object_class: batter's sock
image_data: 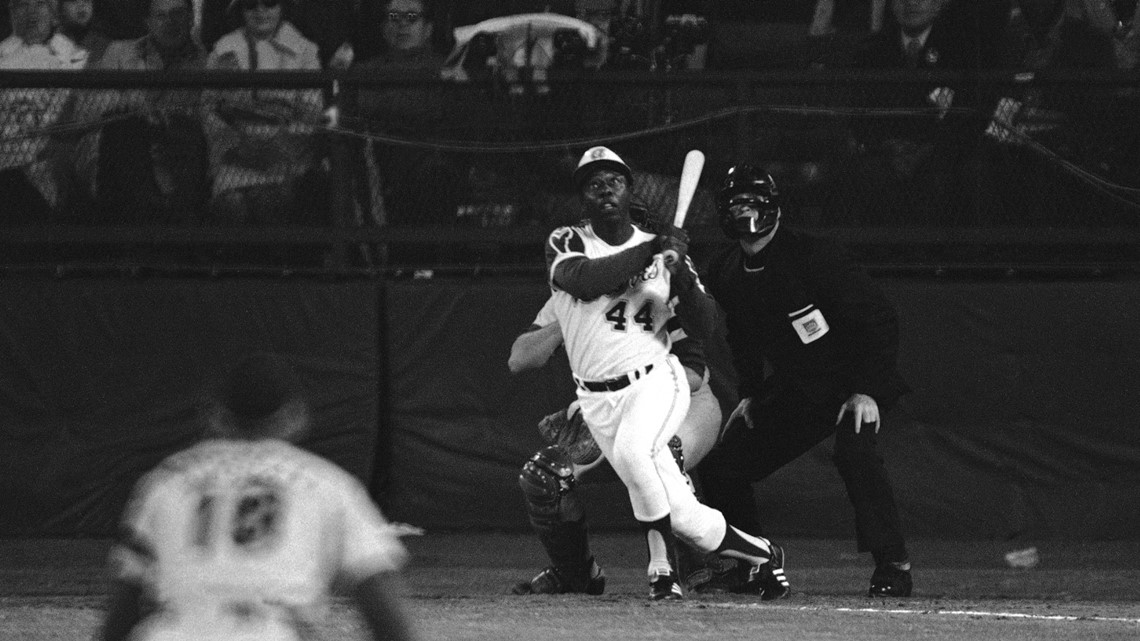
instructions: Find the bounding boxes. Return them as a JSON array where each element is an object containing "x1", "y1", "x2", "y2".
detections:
[
  {"x1": 640, "y1": 515, "x2": 677, "y2": 577},
  {"x1": 714, "y1": 524, "x2": 773, "y2": 566}
]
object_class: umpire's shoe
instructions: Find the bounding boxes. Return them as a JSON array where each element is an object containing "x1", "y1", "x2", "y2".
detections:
[
  {"x1": 736, "y1": 542, "x2": 791, "y2": 600},
  {"x1": 512, "y1": 558, "x2": 606, "y2": 595},
  {"x1": 649, "y1": 570, "x2": 683, "y2": 601},
  {"x1": 868, "y1": 563, "x2": 912, "y2": 598}
]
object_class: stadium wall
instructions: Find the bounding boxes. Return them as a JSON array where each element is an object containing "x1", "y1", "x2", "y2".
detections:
[
  {"x1": 0, "y1": 278, "x2": 382, "y2": 536},
  {"x1": 381, "y1": 277, "x2": 1140, "y2": 541},
  {"x1": 0, "y1": 277, "x2": 1137, "y2": 540}
]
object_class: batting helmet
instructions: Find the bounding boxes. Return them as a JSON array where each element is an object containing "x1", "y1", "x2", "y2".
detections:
[
  {"x1": 716, "y1": 164, "x2": 781, "y2": 239},
  {"x1": 573, "y1": 146, "x2": 632, "y2": 190}
]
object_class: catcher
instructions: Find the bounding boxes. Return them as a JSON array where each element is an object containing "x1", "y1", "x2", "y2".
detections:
[{"x1": 507, "y1": 294, "x2": 777, "y2": 597}]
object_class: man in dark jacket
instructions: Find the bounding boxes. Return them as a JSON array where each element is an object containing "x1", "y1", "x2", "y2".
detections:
[
  {"x1": 698, "y1": 164, "x2": 914, "y2": 597},
  {"x1": 845, "y1": 0, "x2": 1011, "y2": 225}
]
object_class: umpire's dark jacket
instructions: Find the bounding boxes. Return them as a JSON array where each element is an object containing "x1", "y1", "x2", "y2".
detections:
[{"x1": 704, "y1": 227, "x2": 910, "y2": 410}]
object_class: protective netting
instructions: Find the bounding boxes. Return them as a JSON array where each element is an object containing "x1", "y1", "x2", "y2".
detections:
[{"x1": 0, "y1": 70, "x2": 1137, "y2": 269}]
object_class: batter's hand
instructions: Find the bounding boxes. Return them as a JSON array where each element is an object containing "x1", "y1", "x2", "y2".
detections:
[
  {"x1": 718, "y1": 396, "x2": 759, "y2": 444},
  {"x1": 659, "y1": 226, "x2": 689, "y2": 268},
  {"x1": 837, "y1": 393, "x2": 880, "y2": 434}
]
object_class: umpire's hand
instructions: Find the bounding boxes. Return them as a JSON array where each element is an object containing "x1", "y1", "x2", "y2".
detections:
[
  {"x1": 717, "y1": 397, "x2": 755, "y2": 444},
  {"x1": 837, "y1": 393, "x2": 880, "y2": 434}
]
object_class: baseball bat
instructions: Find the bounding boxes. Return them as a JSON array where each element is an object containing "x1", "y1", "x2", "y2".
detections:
[{"x1": 662, "y1": 149, "x2": 706, "y2": 265}]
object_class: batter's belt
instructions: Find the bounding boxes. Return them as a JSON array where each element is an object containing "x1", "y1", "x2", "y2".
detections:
[{"x1": 574, "y1": 363, "x2": 654, "y2": 392}]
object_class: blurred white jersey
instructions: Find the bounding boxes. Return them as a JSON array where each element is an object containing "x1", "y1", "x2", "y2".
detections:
[
  {"x1": 545, "y1": 222, "x2": 674, "y2": 381},
  {"x1": 110, "y1": 439, "x2": 407, "y2": 641}
]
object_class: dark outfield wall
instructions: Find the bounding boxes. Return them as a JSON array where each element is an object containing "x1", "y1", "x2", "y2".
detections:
[
  {"x1": 0, "y1": 279, "x2": 382, "y2": 535},
  {"x1": 381, "y1": 277, "x2": 1140, "y2": 541},
  {"x1": 0, "y1": 277, "x2": 1137, "y2": 540}
]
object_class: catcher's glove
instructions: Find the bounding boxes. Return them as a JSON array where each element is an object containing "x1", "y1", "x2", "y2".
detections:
[{"x1": 537, "y1": 401, "x2": 602, "y2": 466}]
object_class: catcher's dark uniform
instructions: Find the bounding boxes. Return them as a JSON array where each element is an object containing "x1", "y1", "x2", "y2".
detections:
[{"x1": 699, "y1": 226, "x2": 910, "y2": 563}]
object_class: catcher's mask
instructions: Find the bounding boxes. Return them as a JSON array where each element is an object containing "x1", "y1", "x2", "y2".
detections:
[{"x1": 716, "y1": 164, "x2": 781, "y2": 239}]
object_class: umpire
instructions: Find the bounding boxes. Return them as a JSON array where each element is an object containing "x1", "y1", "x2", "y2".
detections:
[{"x1": 698, "y1": 164, "x2": 913, "y2": 597}]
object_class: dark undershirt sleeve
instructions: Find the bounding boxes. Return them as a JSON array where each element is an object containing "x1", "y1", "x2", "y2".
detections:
[{"x1": 552, "y1": 242, "x2": 657, "y2": 301}]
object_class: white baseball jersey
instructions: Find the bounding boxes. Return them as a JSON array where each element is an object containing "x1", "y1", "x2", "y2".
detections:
[
  {"x1": 110, "y1": 439, "x2": 407, "y2": 641},
  {"x1": 545, "y1": 222, "x2": 675, "y2": 382}
]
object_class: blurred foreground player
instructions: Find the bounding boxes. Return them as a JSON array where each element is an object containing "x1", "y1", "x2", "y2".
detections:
[
  {"x1": 98, "y1": 354, "x2": 419, "y2": 641},
  {"x1": 700, "y1": 165, "x2": 913, "y2": 597}
]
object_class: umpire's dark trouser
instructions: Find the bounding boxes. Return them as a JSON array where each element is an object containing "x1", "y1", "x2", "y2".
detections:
[{"x1": 697, "y1": 385, "x2": 907, "y2": 561}]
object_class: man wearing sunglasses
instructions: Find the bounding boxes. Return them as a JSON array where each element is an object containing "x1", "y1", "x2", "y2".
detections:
[
  {"x1": 381, "y1": 0, "x2": 430, "y2": 52},
  {"x1": 350, "y1": 0, "x2": 461, "y2": 230}
]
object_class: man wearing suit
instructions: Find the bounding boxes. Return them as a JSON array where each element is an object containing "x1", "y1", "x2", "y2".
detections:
[
  {"x1": 844, "y1": 0, "x2": 1011, "y2": 225},
  {"x1": 698, "y1": 165, "x2": 914, "y2": 597}
]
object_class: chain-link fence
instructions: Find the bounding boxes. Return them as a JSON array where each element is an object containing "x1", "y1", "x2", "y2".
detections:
[{"x1": 1, "y1": 68, "x2": 1137, "y2": 274}]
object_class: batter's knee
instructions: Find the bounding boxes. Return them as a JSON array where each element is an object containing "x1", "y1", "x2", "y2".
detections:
[{"x1": 666, "y1": 499, "x2": 720, "y2": 553}]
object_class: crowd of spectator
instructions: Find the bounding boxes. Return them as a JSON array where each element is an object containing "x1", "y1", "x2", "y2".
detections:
[{"x1": 0, "y1": 0, "x2": 1136, "y2": 231}]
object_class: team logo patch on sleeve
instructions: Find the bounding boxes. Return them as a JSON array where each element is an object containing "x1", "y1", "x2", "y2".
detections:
[
  {"x1": 546, "y1": 227, "x2": 588, "y2": 282},
  {"x1": 548, "y1": 227, "x2": 585, "y2": 255}
]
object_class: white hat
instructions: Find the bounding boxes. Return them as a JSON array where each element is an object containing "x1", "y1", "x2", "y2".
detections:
[{"x1": 573, "y1": 146, "x2": 632, "y2": 188}]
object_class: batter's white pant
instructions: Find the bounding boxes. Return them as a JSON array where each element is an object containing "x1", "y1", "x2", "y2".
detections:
[{"x1": 576, "y1": 355, "x2": 728, "y2": 553}]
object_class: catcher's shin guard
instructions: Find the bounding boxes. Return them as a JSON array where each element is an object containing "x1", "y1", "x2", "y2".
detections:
[
  {"x1": 518, "y1": 446, "x2": 593, "y2": 577},
  {"x1": 667, "y1": 435, "x2": 707, "y2": 588},
  {"x1": 667, "y1": 434, "x2": 698, "y2": 494}
]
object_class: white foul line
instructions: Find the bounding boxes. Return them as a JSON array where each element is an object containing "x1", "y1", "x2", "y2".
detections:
[
  {"x1": 836, "y1": 607, "x2": 1140, "y2": 624},
  {"x1": 690, "y1": 602, "x2": 1140, "y2": 624}
]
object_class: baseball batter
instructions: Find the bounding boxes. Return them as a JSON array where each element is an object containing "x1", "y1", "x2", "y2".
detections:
[
  {"x1": 509, "y1": 294, "x2": 737, "y2": 596},
  {"x1": 98, "y1": 354, "x2": 418, "y2": 641},
  {"x1": 513, "y1": 293, "x2": 724, "y2": 470},
  {"x1": 537, "y1": 146, "x2": 789, "y2": 600}
]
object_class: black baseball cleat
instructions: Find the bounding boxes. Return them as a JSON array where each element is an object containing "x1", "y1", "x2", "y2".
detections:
[
  {"x1": 512, "y1": 558, "x2": 606, "y2": 595},
  {"x1": 868, "y1": 563, "x2": 913, "y2": 598},
  {"x1": 757, "y1": 541, "x2": 791, "y2": 600},
  {"x1": 649, "y1": 570, "x2": 684, "y2": 601},
  {"x1": 735, "y1": 541, "x2": 791, "y2": 600}
]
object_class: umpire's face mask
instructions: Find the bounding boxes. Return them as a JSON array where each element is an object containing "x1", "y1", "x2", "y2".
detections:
[{"x1": 726, "y1": 194, "x2": 780, "y2": 239}]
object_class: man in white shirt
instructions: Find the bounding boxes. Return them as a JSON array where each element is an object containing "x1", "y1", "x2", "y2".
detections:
[{"x1": 0, "y1": 0, "x2": 87, "y2": 221}]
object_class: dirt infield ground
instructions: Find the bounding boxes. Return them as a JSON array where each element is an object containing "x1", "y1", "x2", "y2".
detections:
[{"x1": 3, "y1": 534, "x2": 1139, "y2": 640}]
